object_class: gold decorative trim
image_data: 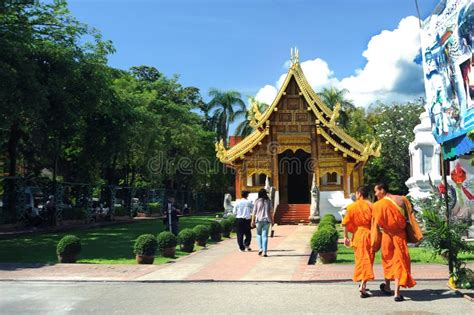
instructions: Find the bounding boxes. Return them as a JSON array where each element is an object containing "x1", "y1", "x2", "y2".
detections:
[
  {"x1": 247, "y1": 168, "x2": 272, "y2": 177},
  {"x1": 215, "y1": 121, "x2": 270, "y2": 164},
  {"x1": 276, "y1": 135, "x2": 311, "y2": 143},
  {"x1": 320, "y1": 167, "x2": 343, "y2": 175},
  {"x1": 277, "y1": 145, "x2": 312, "y2": 154},
  {"x1": 318, "y1": 128, "x2": 366, "y2": 161}
]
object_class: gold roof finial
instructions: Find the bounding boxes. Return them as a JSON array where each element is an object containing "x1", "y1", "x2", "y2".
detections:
[
  {"x1": 248, "y1": 98, "x2": 263, "y2": 128},
  {"x1": 373, "y1": 142, "x2": 382, "y2": 157},
  {"x1": 215, "y1": 139, "x2": 228, "y2": 162},
  {"x1": 329, "y1": 102, "x2": 341, "y2": 127},
  {"x1": 290, "y1": 47, "x2": 299, "y2": 67}
]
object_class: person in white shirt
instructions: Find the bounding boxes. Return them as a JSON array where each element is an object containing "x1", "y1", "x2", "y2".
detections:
[{"x1": 232, "y1": 191, "x2": 253, "y2": 252}]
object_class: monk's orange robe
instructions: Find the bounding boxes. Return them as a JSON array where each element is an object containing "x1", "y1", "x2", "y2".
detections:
[
  {"x1": 372, "y1": 197, "x2": 416, "y2": 288},
  {"x1": 342, "y1": 200, "x2": 375, "y2": 282}
]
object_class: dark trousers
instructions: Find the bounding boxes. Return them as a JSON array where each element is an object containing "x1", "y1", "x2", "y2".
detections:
[
  {"x1": 166, "y1": 221, "x2": 179, "y2": 236},
  {"x1": 236, "y1": 218, "x2": 252, "y2": 250}
]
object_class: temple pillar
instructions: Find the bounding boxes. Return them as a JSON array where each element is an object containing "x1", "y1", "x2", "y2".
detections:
[
  {"x1": 343, "y1": 160, "x2": 349, "y2": 198},
  {"x1": 271, "y1": 127, "x2": 279, "y2": 190},
  {"x1": 235, "y1": 166, "x2": 242, "y2": 199},
  {"x1": 315, "y1": 126, "x2": 321, "y2": 186}
]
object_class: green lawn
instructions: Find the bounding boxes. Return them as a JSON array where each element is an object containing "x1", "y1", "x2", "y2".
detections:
[
  {"x1": 336, "y1": 244, "x2": 474, "y2": 264},
  {"x1": 0, "y1": 214, "x2": 222, "y2": 265}
]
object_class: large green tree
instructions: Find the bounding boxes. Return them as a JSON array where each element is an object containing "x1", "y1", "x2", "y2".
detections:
[
  {"x1": 235, "y1": 97, "x2": 269, "y2": 137},
  {"x1": 0, "y1": 1, "x2": 114, "y2": 179},
  {"x1": 207, "y1": 89, "x2": 246, "y2": 146},
  {"x1": 360, "y1": 101, "x2": 425, "y2": 194},
  {"x1": 318, "y1": 87, "x2": 355, "y2": 129}
]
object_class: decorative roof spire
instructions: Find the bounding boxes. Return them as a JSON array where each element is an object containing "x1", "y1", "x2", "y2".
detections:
[
  {"x1": 329, "y1": 102, "x2": 341, "y2": 127},
  {"x1": 290, "y1": 47, "x2": 299, "y2": 67}
]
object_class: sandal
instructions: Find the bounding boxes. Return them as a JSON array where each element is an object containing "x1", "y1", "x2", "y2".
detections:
[
  {"x1": 394, "y1": 295, "x2": 404, "y2": 302},
  {"x1": 380, "y1": 283, "x2": 392, "y2": 296}
]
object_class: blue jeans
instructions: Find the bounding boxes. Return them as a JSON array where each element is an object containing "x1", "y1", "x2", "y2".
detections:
[{"x1": 256, "y1": 221, "x2": 270, "y2": 253}]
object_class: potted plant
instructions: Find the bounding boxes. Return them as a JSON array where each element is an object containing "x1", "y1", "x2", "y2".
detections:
[
  {"x1": 209, "y1": 221, "x2": 222, "y2": 242},
  {"x1": 193, "y1": 225, "x2": 210, "y2": 247},
  {"x1": 157, "y1": 231, "x2": 177, "y2": 258},
  {"x1": 220, "y1": 219, "x2": 233, "y2": 238},
  {"x1": 57, "y1": 235, "x2": 81, "y2": 263},
  {"x1": 311, "y1": 227, "x2": 338, "y2": 264},
  {"x1": 134, "y1": 234, "x2": 158, "y2": 264},
  {"x1": 178, "y1": 228, "x2": 196, "y2": 253}
]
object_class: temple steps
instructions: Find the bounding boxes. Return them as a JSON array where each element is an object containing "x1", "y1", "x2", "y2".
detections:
[{"x1": 275, "y1": 204, "x2": 310, "y2": 225}]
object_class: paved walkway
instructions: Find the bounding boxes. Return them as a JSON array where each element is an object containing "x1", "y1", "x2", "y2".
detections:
[{"x1": 0, "y1": 225, "x2": 469, "y2": 283}]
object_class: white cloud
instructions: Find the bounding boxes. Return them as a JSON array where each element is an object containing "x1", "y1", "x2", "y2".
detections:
[
  {"x1": 255, "y1": 84, "x2": 278, "y2": 105},
  {"x1": 255, "y1": 16, "x2": 425, "y2": 107}
]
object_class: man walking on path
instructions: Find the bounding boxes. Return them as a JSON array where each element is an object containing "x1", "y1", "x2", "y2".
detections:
[
  {"x1": 372, "y1": 183, "x2": 422, "y2": 302},
  {"x1": 233, "y1": 191, "x2": 253, "y2": 252},
  {"x1": 342, "y1": 186, "x2": 374, "y2": 298}
]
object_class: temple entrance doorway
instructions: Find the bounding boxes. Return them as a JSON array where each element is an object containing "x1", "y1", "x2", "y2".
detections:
[{"x1": 278, "y1": 149, "x2": 311, "y2": 204}]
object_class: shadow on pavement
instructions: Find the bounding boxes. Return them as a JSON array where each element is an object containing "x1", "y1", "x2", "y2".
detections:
[
  {"x1": 0, "y1": 263, "x2": 53, "y2": 271},
  {"x1": 402, "y1": 289, "x2": 463, "y2": 302}
]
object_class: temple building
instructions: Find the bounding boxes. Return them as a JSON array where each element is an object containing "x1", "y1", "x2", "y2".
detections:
[{"x1": 216, "y1": 49, "x2": 380, "y2": 224}]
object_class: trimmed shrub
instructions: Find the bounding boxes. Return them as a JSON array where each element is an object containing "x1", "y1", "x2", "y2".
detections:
[
  {"x1": 157, "y1": 231, "x2": 178, "y2": 250},
  {"x1": 133, "y1": 234, "x2": 158, "y2": 256},
  {"x1": 178, "y1": 228, "x2": 196, "y2": 246},
  {"x1": 56, "y1": 235, "x2": 82, "y2": 256},
  {"x1": 320, "y1": 214, "x2": 337, "y2": 225},
  {"x1": 318, "y1": 221, "x2": 335, "y2": 230},
  {"x1": 147, "y1": 202, "x2": 161, "y2": 214},
  {"x1": 226, "y1": 214, "x2": 237, "y2": 227},
  {"x1": 209, "y1": 221, "x2": 222, "y2": 241},
  {"x1": 114, "y1": 206, "x2": 127, "y2": 217},
  {"x1": 193, "y1": 225, "x2": 210, "y2": 245},
  {"x1": 311, "y1": 227, "x2": 338, "y2": 253},
  {"x1": 220, "y1": 219, "x2": 233, "y2": 237}
]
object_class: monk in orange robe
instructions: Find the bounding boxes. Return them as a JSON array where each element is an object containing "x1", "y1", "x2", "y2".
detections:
[
  {"x1": 372, "y1": 183, "x2": 418, "y2": 302},
  {"x1": 342, "y1": 186, "x2": 374, "y2": 298}
]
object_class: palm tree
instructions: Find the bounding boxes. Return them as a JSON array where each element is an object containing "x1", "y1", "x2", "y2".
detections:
[
  {"x1": 318, "y1": 87, "x2": 356, "y2": 128},
  {"x1": 235, "y1": 97, "x2": 269, "y2": 137},
  {"x1": 208, "y1": 89, "x2": 246, "y2": 146}
]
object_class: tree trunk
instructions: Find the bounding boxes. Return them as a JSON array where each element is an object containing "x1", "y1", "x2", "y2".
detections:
[{"x1": 7, "y1": 121, "x2": 20, "y2": 177}]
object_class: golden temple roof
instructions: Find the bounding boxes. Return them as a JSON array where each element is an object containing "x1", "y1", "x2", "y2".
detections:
[{"x1": 216, "y1": 48, "x2": 381, "y2": 164}]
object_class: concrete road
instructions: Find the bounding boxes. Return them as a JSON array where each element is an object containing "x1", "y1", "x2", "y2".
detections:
[{"x1": 0, "y1": 280, "x2": 471, "y2": 314}]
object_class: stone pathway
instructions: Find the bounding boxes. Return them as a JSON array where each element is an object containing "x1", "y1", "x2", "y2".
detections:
[{"x1": 0, "y1": 225, "x2": 469, "y2": 283}]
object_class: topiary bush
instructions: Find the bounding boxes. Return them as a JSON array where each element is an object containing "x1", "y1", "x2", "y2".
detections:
[
  {"x1": 133, "y1": 234, "x2": 158, "y2": 256},
  {"x1": 318, "y1": 221, "x2": 335, "y2": 230},
  {"x1": 209, "y1": 221, "x2": 222, "y2": 241},
  {"x1": 178, "y1": 228, "x2": 196, "y2": 252},
  {"x1": 220, "y1": 219, "x2": 233, "y2": 238},
  {"x1": 320, "y1": 214, "x2": 337, "y2": 225},
  {"x1": 311, "y1": 227, "x2": 338, "y2": 253},
  {"x1": 226, "y1": 214, "x2": 237, "y2": 232},
  {"x1": 157, "y1": 231, "x2": 178, "y2": 250},
  {"x1": 193, "y1": 224, "x2": 210, "y2": 246},
  {"x1": 226, "y1": 214, "x2": 237, "y2": 226},
  {"x1": 56, "y1": 235, "x2": 82, "y2": 263},
  {"x1": 147, "y1": 202, "x2": 161, "y2": 214}
]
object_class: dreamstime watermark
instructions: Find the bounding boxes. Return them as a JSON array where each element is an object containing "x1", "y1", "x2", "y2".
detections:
[{"x1": 147, "y1": 141, "x2": 318, "y2": 177}]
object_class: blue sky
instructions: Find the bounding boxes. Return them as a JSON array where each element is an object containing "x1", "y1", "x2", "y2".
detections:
[{"x1": 68, "y1": 0, "x2": 440, "y2": 107}]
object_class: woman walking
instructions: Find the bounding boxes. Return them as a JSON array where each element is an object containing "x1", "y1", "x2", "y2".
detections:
[{"x1": 251, "y1": 188, "x2": 274, "y2": 257}]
